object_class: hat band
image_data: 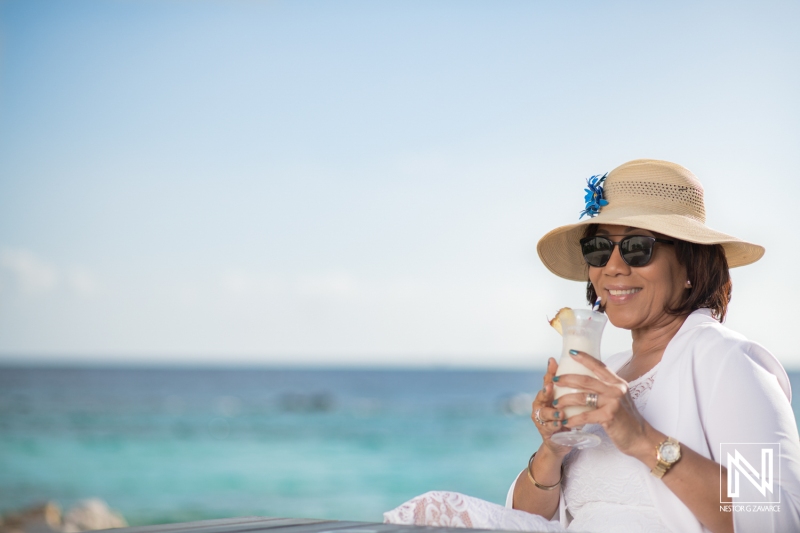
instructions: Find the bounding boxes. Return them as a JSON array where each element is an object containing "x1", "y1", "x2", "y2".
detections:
[
  {"x1": 588, "y1": 204, "x2": 705, "y2": 223},
  {"x1": 604, "y1": 181, "x2": 705, "y2": 222}
]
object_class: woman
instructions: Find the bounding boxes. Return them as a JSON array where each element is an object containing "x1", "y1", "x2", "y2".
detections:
[{"x1": 384, "y1": 159, "x2": 800, "y2": 532}]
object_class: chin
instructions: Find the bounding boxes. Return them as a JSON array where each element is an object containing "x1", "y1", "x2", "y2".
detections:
[{"x1": 603, "y1": 307, "x2": 638, "y2": 330}]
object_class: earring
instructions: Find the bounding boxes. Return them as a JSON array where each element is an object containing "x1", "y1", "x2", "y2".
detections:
[{"x1": 686, "y1": 280, "x2": 692, "y2": 288}]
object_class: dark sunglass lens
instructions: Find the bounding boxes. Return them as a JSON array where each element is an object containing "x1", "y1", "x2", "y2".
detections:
[
  {"x1": 620, "y1": 236, "x2": 654, "y2": 266},
  {"x1": 582, "y1": 237, "x2": 613, "y2": 267}
]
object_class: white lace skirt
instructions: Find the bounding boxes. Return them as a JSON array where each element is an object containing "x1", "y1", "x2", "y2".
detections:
[{"x1": 383, "y1": 491, "x2": 564, "y2": 532}]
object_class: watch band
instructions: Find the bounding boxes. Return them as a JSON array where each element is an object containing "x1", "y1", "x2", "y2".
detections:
[
  {"x1": 650, "y1": 436, "x2": 680, "y2": 479},
  {"x1": 651, "y1": 459, "x2": 671, "y2": 479}
]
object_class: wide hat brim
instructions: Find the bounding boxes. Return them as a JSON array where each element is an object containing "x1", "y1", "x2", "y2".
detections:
[{"x1": 537, "y1": 207, "x2": 765, "y2": 282}]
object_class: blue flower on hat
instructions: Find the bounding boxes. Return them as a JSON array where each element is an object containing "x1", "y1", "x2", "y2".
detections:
[{"x1": 579, "y1": 173, "x2": 609, "y2": 219}]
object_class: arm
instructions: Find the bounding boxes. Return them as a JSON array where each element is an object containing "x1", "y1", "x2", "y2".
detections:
[
  {"x1": 512, "y1": 431, "x2": 564, "y2": 519},
  {"x1": 701, "y1": 343, "x2": 800, "y2": 532},
  {"x1": 557, "y1": 351, "x2": 733, "y2": 533},
  {"x1": 511, "y1": 357, "x2": 570, "y2": 519},
  {"x1": 627, "y1": 424, "x2": 732, "y2": 533}
]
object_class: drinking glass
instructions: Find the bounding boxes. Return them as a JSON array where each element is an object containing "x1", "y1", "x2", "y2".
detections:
[{"x1": 550, "y1": 309, "x2": 607, "y2": 449}]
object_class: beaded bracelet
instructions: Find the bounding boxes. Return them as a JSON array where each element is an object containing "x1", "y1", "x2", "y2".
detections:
[{"x1": 527, "y1": 452, "x2": 562, "y2": 491}]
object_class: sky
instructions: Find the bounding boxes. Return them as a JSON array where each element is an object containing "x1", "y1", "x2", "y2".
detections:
[{"x1": 0, "y1": 0, "x2": 798, "y2": 368}]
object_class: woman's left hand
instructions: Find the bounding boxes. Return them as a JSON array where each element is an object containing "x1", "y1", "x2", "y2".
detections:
[{"x1": 554, "y1": 351, "x2": 651, "y2": 457}]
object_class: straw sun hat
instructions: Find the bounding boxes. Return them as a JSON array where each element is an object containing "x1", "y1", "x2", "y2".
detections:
[{"x1": 537, "y1": 159, "x2": 765, "y2": 281}]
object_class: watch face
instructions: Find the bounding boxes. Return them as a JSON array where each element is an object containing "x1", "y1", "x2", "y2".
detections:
[{"x1": 660, "y1": 442, "x2": 681, "y2": 463}]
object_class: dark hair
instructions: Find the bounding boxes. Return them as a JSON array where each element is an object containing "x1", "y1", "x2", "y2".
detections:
[{"x1": 583, "y1": 225, "x2": 732, "y2": 322}]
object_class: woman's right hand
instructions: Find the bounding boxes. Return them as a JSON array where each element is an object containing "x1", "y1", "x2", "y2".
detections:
[{"x1": 532, "y1": 357, "x2": 572, "y2": 459}]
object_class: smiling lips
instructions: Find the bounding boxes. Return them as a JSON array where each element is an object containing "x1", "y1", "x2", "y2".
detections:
[
  {"x1": 608, "y1": 288, "x2": 642, "y2": 296},
  {"x1": 603, "y1": 286, "x2": 642, "y2": 305}
]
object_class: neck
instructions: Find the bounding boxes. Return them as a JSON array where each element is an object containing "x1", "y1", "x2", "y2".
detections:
[{"x1": 630, "y1": 313, "x2": 688, "y2": 361}]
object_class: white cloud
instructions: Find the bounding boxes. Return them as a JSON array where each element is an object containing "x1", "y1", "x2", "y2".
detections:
[
  {"x1": 220, "y1": 270, "x2": 283, "y2": 295},
  {"x1": 219, "y1": 270, "x2": 427, "y2": 303},
  {"x1": 0, "y1": 248, "x2": 101, "y2": 297},
  {"x1": 66, "y1": 267, "x2": 100, "y2": 296},
  {"x1": 296, "y1": 273, "x2": 357, "y2": 297},
  {"x1": 0, "y1": 248, "x2": 59, "y2": 293}
]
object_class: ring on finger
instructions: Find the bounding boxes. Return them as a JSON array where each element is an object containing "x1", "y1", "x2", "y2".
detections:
[
  {"x1": 585, "y1": 392, "x2": 599, "y2": 409},
  {"x1": 534, "y1": 408, "x2": 545, "y2": 425}
]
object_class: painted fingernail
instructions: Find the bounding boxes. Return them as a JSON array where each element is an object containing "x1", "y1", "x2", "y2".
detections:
[
  {"x1": 569, "y1": 349, "x2": 579, "y2": 355},
  {"x1": 552, "y1": 399, "x2": 558, "y2": 406},
  {"x1": 562, "y1": 419, "x2": 568, "y2": 425},
  {"x1": 552, "y1": 376, "x2": 559, "y2": 382},
  {"x1": 553, "y1": 421, "x2": 559, "y2": 427},
  {"x1": 554, "y1": 411, "x2": 560, "y2": 418}
]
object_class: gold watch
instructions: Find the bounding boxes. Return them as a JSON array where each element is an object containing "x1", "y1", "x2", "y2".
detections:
[{"x1": 650, "y1": 436, "x2": 681, "y2": 479}]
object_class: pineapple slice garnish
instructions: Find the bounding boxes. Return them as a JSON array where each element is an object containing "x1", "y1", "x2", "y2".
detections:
[{"x1": 548, "y1": 307, "x2": 575, "y2": 336}]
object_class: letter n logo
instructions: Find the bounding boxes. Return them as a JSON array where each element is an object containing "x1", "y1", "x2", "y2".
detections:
[{"x1": 720, "y1": 443, "x2": 781, "y2": 504}]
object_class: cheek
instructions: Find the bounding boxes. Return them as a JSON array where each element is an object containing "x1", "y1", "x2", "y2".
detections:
[
  {"x1": 641, "y1": 265, "x2": 685, "y2": 305},
  {"x1": 660, "y1": 260, "x2": 687, "y2": 295}
]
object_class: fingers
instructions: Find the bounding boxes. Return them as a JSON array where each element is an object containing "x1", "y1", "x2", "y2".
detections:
[
  {"x1": 553, "y1": 372, "x2": 623, "y2": 396},
  {"x1": 535, "y1": 357, "x2": 558, "y2": 403},
  {"x1": 561, "y1": 403, "x2": 614, "y2": 428},
  {"x1": 546, "y1": 357, "x2": 558, "y2": 377},
  {"x1": 534, "y1": 382, "x2": 555, "y2": 410},
  {"x1": 532, "y1": 359, "x2": 570, "y2": 434},
  {"x1": 543, "y1": 357, "x2": 557, "y2": 384},
  {"x1": 553, "y1": 391, "x2": 603, "y2": 410},
  {"x1": 537, "y1": 406, "x2": 564, "y2": 422},
  {"x1": 532, "y1": 408, "x2": 568, "y2": 430},
  {"x1": 535, "y1": 382, "x2": 549, "y2": 403},
  {"x1": 567, "y1": 351, "x2": 624, "y2": 384}
]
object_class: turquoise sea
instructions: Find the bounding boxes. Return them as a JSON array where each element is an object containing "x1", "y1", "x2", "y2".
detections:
[{"x1": 2, "y1": 367, "x2": 799, "y2": 525}]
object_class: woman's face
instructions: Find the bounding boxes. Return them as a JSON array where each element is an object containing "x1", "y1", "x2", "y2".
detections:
[{"x1": 588, "y1": 224, "x2": 689, "y2": 331}]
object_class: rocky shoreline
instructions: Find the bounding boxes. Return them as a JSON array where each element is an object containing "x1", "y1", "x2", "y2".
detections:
[{"x1": 0, "y1": 500, "x2": 127, "y2": 533}]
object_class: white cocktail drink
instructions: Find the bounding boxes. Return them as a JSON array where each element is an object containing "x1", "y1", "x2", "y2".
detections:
[
  {"x1": 555, "y1": 329, "x2": 602, "y2": 418},
  {"x1": 550, "y1": 308, "x2": 607, "y2": 448}
]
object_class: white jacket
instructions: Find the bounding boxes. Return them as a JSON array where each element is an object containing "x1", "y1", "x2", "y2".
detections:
[{"x1": 507, "y1": 308, "x2": 800, "y2": 532}]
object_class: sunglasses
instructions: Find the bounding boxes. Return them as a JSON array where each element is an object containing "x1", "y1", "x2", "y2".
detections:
[{"x1": 580, "y1": 235, "x2": 675, "y2": 267}]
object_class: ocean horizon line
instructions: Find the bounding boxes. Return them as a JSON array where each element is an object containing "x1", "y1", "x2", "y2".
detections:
[
  {"x1": 0, "y1": 357, "x2": 545, "y2": 372},
  {"x1": 3, "y1": 355, "x2": 798, "y2": 372}
]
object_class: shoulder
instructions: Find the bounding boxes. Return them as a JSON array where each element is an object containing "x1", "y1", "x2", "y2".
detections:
[
  {"x1": 676, "y1": 309, "x2": 748, "y2": 350},
  {"x1": 673, "y1": 309, "x2": 769, "y2": 360},
  {"x1": 672, "y1": 309, "x2": 791, "y2": 401}
]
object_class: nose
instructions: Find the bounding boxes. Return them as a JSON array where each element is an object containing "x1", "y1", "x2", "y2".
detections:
[{"x1": 603, "y1": 243, "x2": 631, "y2": 275}]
